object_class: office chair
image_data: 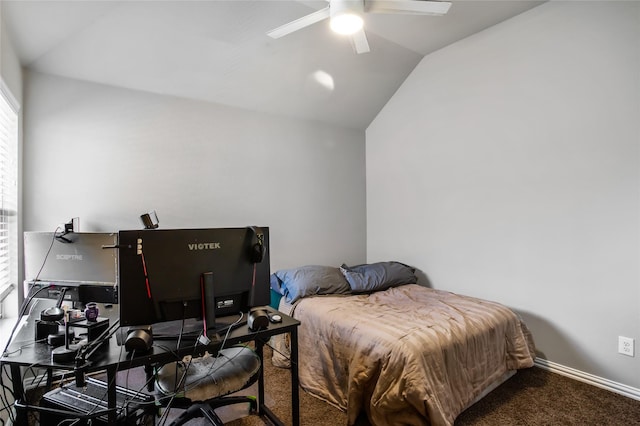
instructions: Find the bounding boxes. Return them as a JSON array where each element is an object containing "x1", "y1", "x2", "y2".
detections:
[{"x1": 154, "y1": 345, "x2": 261, "y2": 425}]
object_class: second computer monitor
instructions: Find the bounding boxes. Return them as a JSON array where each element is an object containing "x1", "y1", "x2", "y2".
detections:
[{"x1": 117, "y1": 227, "x2": 270, "y2": 328}]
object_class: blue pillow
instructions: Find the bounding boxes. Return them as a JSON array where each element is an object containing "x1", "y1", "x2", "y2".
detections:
[
  {"x1": 340, "y1": 261, "x2": 417, "y2": 293},
  {"x1": 270, "y1": 265, "x2": 351, "y2": 303}
]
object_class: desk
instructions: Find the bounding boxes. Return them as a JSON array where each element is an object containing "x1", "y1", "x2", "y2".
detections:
[{"x1": 1, "y1": 306, "x2": 300, "y2": 425}]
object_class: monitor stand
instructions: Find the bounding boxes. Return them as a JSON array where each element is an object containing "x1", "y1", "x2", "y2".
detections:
[
  {"x1": 152, "y1": 318, "x2": 203, "y2": 338},
  {"x1": 151, "y1": 315, "x2": 246, "y2": 340},
  {"x1": 117, "y1": 313, "x2": 248, "y2": 351}
]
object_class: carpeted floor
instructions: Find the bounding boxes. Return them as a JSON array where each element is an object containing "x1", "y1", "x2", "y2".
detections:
[
  {"x1": 454, "y1": 366, "x2": 640, "y2": 425},
  {"x1": 222, "y1": 347, "x2": 640, "y2": 426},
  {"x1": 27, "y1": 346, "x2": 640, "y2": 425}
]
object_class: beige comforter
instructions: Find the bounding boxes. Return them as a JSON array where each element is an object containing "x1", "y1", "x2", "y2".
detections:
[{"x1": 277, "y1": 284, "x2": 535, "y2": 426}]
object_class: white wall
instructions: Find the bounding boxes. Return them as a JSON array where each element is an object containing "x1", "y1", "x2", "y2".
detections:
[
  {"x1": 23, "y1": 71, "x2": 366, "y2": 271},
  {"x1": 0, "y1": 7, "x2": 22, "y2": 103},
  {"x1": 367, "y1": 1, "x2": 640, "y2": 390}
]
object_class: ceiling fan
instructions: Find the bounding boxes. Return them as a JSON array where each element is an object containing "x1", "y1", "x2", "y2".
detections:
[{"x1": 266, "y1": 0, "x2": 452, "y2": 54}]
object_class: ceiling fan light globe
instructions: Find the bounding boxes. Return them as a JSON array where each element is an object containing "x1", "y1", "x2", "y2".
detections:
[{"x1": 330, "y1": 13, "x2": 363, "y2": 35}]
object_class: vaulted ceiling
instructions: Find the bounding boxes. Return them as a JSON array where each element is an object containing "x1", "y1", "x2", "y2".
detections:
[{"x1": 2, "y1": 0, "x2": 543, "y2": 129}]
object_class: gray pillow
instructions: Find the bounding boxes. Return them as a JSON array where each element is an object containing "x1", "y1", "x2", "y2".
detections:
[
  {"x1": 340, "y1": 261, "x2": 417, "y2": 293},
  {"x1": 270, "y1": 265, "x2": 351, "y2": 303}
]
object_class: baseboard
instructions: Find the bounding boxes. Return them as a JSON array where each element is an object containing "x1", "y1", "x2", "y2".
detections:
[{"x1": 535, "y1": 358, "x2": 640, "y2": 401}]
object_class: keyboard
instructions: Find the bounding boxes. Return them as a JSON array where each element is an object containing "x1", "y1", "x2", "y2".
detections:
[{"x1": 41, "y1": 377, "x2": 153, "y2": 422}]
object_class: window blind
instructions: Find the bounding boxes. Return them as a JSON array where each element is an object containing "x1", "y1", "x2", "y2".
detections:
[{"x1": 0, "y1": 82, "x2": 18, "y2": 317}]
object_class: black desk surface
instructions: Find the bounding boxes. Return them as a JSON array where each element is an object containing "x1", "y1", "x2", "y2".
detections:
[{"x1": 1, "y1": 305, "x2": 299, "y2": 373}]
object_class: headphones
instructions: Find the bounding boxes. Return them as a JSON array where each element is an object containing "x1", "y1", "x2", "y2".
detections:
[{"x1": 248, "y1": 226, "x2": 265, "y2": 263}]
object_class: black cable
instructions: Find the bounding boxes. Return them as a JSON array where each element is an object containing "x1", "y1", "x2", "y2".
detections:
[
  {"x1": 155, "y1": 312, "x2": 248, "y2": 407},
  {"x1": 159, "y1": 304, "x2": 190, "y2": 423},
  {"x1": 2, "y1": 285, "x2": 52, "y2": 359},
  {"x1": 74, "y1": 318, "x2": 121, "y2": 365},
  {"x1": 181, "y1": 312, "x2": 247, "y2": 391},
  {"x1": 22, "y1": 360, "x2": 68, "y2": 403},
  {"x1": 260, "y1": 336, "x2": 297, "y2": 367},
  {"x1": 0, "y1": 364, "x2": 14, "y2": 422},
  {"x1": 26, "y1": 365, "x2": 48, "y2": 392},
  {"x1": 2, "y1": 227, "x2": 61, "y2": 357},
  {"x1": 158, "y1": 310, "x2": 194, "y2": 426},
  {"x1": 119, "y1": 344, "x2": 141, "y2": 420},
  {"x1": 2, "y1": 337, "x2": 47, "y2": 359},
  {"x1": 47, "y1": 339, "x2": 126, "y2": 425},
  {"x1": 152, "y1": 338, "x2": 260, "y2": 425},
  {"x1": 0, "y1": 363, "x2": 16, "y2": 423},
  {"x1": 83, "y1": 337, "x2": 127, "y2": 420},
  {"x1": 34, "y1": 226, "x2": 62, "y2": 281},
  {"x1": 118, "y1": 360, "x2": 157, "y2": 420},
  {"x1": 1, "y1": 359, "x2": 76, "y2": 424},
  {"x1": 12, "y1": 400, "x2": 114, "y2": 425}
]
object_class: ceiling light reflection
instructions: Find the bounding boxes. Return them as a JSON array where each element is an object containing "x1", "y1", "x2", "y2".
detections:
[{"x1": 312, "y1": 70, "x2": 335, "y2": 92}]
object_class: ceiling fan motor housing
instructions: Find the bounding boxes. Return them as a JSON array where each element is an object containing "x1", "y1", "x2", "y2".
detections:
[
  {"x1": 330, "y1": 0, "x2": 365, "y2": 34},
  {"x1": 330, "y1": 0, "x2": 365, "y2": 18}
]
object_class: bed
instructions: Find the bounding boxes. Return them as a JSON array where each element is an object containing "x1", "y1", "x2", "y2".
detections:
[{"x1": 269, "y1": 263, "x2": 536, "y2": 426}]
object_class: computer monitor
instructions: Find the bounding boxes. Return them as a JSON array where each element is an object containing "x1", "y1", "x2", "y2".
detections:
[
  {"x1": 117, "y1": 227, "x2": 270, "y2": 329},
  {"x1": 23, "y1": 232, "x2": 119, "y2": 304},
  {"x1": 24, "y1": 232, "x2": 119, "y2": 284}
]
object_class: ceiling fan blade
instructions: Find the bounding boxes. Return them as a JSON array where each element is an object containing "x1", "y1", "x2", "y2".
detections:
[
  {"x1": 267, "y1": 7, "x2": 331, "y2": 39},
  {"x1": 365, "y1": 0, "x2": 452, "y2": 16},
  {"x1": 351, "y1": 29, "x2": 370, "y2": 54}
]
